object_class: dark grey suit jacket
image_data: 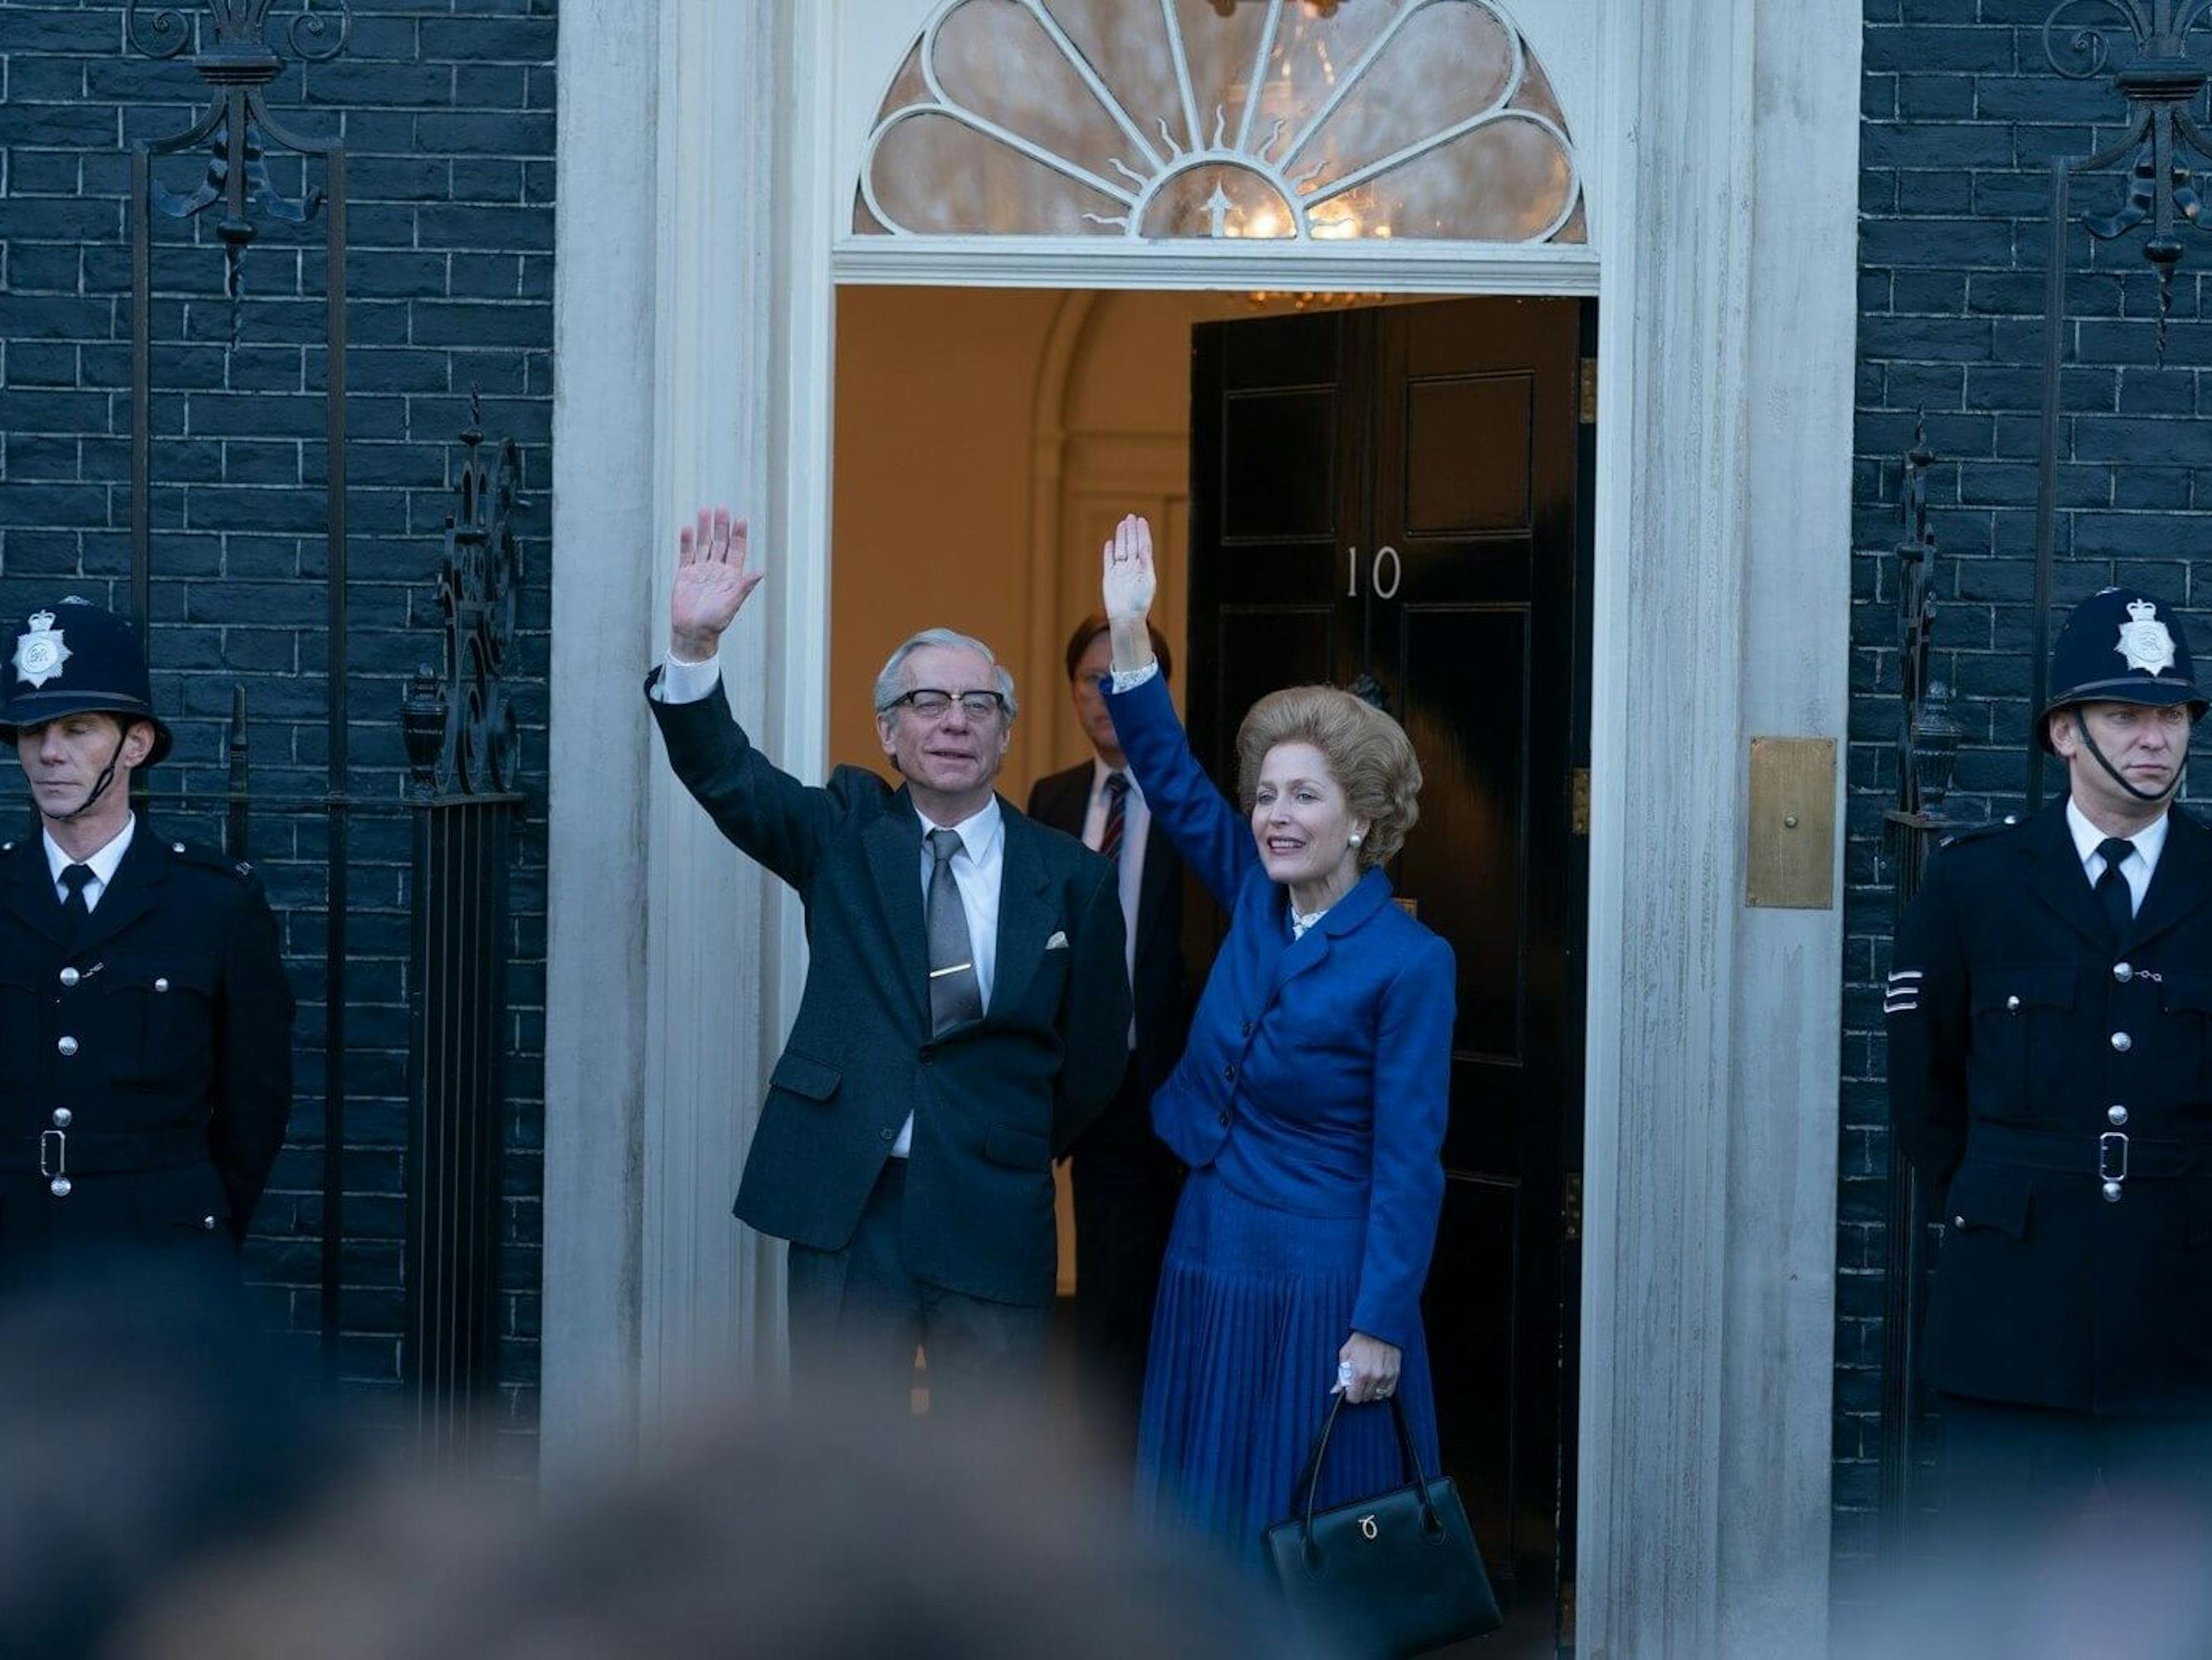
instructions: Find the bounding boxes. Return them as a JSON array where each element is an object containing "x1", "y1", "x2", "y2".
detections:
[
  {"x1": 647, "y1": 671, "x2": 1130, "y2": 1306},
  {"x1": 1026, "y1": 760, "x2": 1189, "y2": 1108}
]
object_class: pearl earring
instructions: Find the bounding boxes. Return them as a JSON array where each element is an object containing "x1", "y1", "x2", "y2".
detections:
[{"x1": 1348, "y1": 832, "x2": 1364, "y2": 847}]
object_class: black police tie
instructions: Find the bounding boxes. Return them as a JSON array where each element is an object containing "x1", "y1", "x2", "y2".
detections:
[
  {"x1": 58, "y1": 862, "x2": 94, "y2": 938},
  {"x1": 2095, "y1": 837, "x2": 2136, "y2": 944},
  {"x1": 925, "y1": 828, "x2": 984, "y2": 1036}
]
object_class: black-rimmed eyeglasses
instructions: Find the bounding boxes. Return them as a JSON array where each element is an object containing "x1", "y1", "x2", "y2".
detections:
[{"x1": 881, "y1": 688, "x2": 1009, "y2": 721}]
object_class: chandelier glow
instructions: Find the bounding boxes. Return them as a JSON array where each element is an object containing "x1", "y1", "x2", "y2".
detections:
[{"x1": 857, "y1": 0, "x2": 1583, "y2": 245}]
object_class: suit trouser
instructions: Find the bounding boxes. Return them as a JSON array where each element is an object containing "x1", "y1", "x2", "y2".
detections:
[
  {"x1": 1920, "y1": 1394, "x2": 2212, "y2": 1655},
  {"x1": 785, "y1": 1159, "x2": 1047, "y2": 1418},
  {"x1": 1067, "y1": 1066, "x2": 1180, "y2": 1460}
]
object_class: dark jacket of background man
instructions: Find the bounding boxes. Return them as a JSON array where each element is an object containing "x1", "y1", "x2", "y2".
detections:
[{"x1": 1027, "y1": 613, "x2": 1190, "y2": 1448}]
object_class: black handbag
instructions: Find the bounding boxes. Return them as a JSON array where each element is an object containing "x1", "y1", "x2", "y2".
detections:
[{"x1": 1263, "y1": 1393, "x2": 1502, "y2": 1658}]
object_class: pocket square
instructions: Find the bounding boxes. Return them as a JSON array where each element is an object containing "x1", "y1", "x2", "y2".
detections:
[{"x1": 1045, "y1": 930, "x2": 1069, "y2": 950}]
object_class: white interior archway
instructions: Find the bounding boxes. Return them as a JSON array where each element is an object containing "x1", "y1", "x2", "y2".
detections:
[{"x1": 546, "y1": 3, "x2": 1863, "y2": 1652}]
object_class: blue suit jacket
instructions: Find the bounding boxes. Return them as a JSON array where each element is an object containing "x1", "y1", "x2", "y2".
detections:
[{"x1": 1106, "y1": 671, "x2": 1454, "y2": 1349}]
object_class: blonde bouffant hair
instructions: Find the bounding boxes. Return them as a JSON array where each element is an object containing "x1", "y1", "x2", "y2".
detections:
[{"x1": 1233, "y1": 686, "x2": 1423, "y2": 871}]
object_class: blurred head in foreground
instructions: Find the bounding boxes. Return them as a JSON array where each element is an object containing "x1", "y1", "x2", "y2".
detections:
[
  {"x1": 119, "y1": 1384, "x2": 1332, "y2": 1660},
  {"x1": 0, "y1": 1262, "x2": 333, "y2": 1659}
]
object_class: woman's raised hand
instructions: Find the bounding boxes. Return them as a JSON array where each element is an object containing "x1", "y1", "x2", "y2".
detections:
[
  {"x1": 670, "y1": 505, "x2": 764, "y2": 662},
  {"x1": 1101, "y1": 513, "x2": 1157, "y2": 624}
]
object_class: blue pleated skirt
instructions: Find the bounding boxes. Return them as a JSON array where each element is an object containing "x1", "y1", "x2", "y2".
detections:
[{"x1": 1135, "y1": 1168, "x2": 1442, "y2": 1570}]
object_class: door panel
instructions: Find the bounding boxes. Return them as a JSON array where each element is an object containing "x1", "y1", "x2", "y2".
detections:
[
  {"x1": 1431, "y1": 1173, "x2": 1522, "y2": 1554},
  {"x1": 1190, "y1": 297, "x2": 1589, "y2": 1651},
  {"x1": 1394, "y1": 601, "x2": 1529, "y2": 1075},
  {"x1": 1220, "y1": 388, "x2": 1337, "y2": 541},
  {"x1": 1403, "y1": 373, "x2": 1536, "y2": 535}
]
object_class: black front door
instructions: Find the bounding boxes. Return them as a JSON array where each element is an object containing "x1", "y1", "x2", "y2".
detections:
[{"x1": 1187, "y1": 297, "x2": 1593, "y2": 1650}]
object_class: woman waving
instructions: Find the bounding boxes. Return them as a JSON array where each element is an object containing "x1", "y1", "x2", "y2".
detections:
[{"x1": 1100, "y1": 515, "x2": 1455, "y2": 1564}]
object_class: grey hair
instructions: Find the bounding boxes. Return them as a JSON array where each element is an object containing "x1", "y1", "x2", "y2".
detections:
[{"x1": 872, "y1": 627, "x2": 1018, "y2": 722}]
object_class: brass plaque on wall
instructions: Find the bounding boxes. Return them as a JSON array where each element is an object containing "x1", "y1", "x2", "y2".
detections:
[{"x1": 1746, "y1": 737, "x2": 1836, "y2": 909}]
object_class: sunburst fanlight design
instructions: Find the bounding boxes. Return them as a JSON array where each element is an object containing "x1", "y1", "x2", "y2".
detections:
[{"x1": 856, "y1": 0, "x2": 1584, "y2": 244}]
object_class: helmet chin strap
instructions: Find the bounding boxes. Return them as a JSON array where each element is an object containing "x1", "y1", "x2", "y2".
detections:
[
  {"x1": 51, "y1": 727, "x2": 127, "y2": 824},
  {"x1": 2073, "y1": 706, "x2": 2185, "y2": 807}
]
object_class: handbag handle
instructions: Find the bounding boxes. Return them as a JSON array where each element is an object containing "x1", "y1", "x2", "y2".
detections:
[{"x1": 1287, "y1": 1390, "x2": 1443, "y2": 1548}]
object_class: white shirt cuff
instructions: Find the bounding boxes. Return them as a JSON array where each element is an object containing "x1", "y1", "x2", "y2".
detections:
[
  {"x1": 653, "y1": 649, "x2": 722, "y2": 704},
  {"x1": 1108, "y1": 660, "x2": 1160, "y2": 694}
]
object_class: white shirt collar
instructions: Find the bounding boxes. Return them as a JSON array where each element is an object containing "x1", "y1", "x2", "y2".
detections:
[
  {"x1": 1090, "y1": 756, "x2": 1141, "y2": 803},
  {"x1": 915, "y1": 794, "x2": 1003, "y2": 862},
  {"x1": 45, "y1": 812, "x2": 136, "y2": 889},
  {"x1": 2065, "y1": 796, "x2": 2169, "y2": 873}
]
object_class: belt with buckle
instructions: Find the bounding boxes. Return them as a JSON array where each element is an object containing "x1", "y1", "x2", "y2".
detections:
[
  {"x1": 1966, "y1": 1122, "x2": 2212, "y2": 1183},
  {"x1": 1, "y1": 1125, "x2": 208, "y2": 1179}
]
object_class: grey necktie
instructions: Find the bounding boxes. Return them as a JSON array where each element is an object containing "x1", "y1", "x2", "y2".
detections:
[{"x1": 925, "y1": 827, "x2": 984, "y2": 1034}]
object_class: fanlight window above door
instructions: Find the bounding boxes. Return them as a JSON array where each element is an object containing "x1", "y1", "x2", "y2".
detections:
[{"x1": 855, "y1": 0, "x2": 1584, "y2": 244}]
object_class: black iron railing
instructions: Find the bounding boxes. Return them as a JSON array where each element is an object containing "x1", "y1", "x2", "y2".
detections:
[
  {"x1": 119, "y1": 2, "x2": 524, "y2": 1446},
  {"x1": 2031, "y1": 0, "x2": 2212, "y2": 807},
  {"x1": 1879, "y1": 431, "x2": 1957, "y2": 1558}
]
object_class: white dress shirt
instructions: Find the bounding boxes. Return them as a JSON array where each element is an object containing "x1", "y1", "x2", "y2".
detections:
[
  {"x1": 653, "y1": 648, "x2": 723, "y2": 704},
  {"x1": 2066, "y1": 797, "x2": 2167, "y2": 917},
  {"x1": 45, "y1": 813, "x2": 135, "y2": 912},
  {"x1": 656, "y1": 650, "x2": 1008, "y2": 1158},
  {"x1": 906, "y1": 797, "x2": 1002, "y2": 1156},
  {"x1": 1080, "y1": 759, "x2": 1148, "y2": 1033}
]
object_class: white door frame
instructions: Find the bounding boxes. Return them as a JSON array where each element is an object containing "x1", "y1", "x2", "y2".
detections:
[{"x1": 546, "y1": 3, "x2": 1861, "y2": 1652}]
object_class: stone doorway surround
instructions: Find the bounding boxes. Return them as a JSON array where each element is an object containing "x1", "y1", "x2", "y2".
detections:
[{"x1": 545, "y1": 3, "x2": 1863, "y2": 1653}]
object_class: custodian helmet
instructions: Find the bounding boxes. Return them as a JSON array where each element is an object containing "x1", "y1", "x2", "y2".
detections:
[
  {"x1": 2038, "y1": 586, "x2": 2206, "y2": 754},
  {"x1": 0, "y1": 597, "x2": 173, "y2": 766}
]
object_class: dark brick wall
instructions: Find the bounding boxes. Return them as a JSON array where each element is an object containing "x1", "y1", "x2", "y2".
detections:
[
  {"x1": 0, "y1": 1, "x2": 554, "y2": 1452},
  {"x1": 1845, "y1": 0, "x2": 2211, "y2": 1598}
]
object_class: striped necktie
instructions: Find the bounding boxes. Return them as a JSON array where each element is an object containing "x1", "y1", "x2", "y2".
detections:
[{"x1": 1100, "y1": 771, "x2": 1130, "y2": 869}]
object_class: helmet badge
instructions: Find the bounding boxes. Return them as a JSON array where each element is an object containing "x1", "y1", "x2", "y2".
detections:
[
  {"x1": 2116, "y1": 598, "x2": 2178, "y2": 677},
  {"x1": 12, "y1": 610, "x2": 71, "y2": 690}
]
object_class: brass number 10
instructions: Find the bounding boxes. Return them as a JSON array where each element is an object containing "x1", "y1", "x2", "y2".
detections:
[{"x1": 1345, "y1": 545, "x2": 1402, "y2": 600}]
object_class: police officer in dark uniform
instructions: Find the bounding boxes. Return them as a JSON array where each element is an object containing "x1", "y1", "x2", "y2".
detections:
[
  {"x1": 1890, "y1": 587, "x2": 2212, "y2": 1583},
  {"x1": 0, "y1": 597, "x2": 293, "y2": 1296}
]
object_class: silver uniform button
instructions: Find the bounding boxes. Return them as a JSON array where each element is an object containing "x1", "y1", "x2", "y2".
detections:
[
  {"x1": 2112, "y1": 1032, "x2": 2133, "y2": 1053},
  {"x1": 2006, "y1": 994, "x2": 2022, "y2": 1012},
  {"x1": 1953, "y1": 1214, "x2": 1965, "y2": 1228},
  {"x1": 172, "y1": 842, "x2": 185, "y2": 854},
  {"x1": 48, "y1": 1176, "x2": 70, "y2": 1199},
  {"x1": 2110, "y1": 1104, "x2": 2130, "y2": 1126},
  {"x1": 57, "y1": 966, "x2": 77, "y2": 988},
  {"x1": 51, "y1": 1108, "x2": 70, "y2": 1129},
  {"x1": 2102, "y1": 1181, "x2": 2124, "y2": 1204},
  {"x1": 2115, "y1": 962, "x2": 2133, "y2": 983},
  {"x1": 154, "y1": 977, "x2": 168, "y2": 994},
  {"x1": 200, "y1": 1215, "x2": 217, "y2": 1232},
  {"x1": 56, "y1": 1036, "x2": 77, "y2": 1057}
]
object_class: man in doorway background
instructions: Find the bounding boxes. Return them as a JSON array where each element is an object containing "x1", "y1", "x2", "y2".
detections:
[
  {"x1": 0, "y1": 597, "x2": 294, "y2": 1301},
  {"x1": 645, "y1": 508, "x2": 1130, "y2": 1413},
  {"x1": 1028, "y1": 613, "x2": 1190, "y2": 1462},
  {"x1": 1888, "y1": 586, "x2": 2212, "y2": 1633}
]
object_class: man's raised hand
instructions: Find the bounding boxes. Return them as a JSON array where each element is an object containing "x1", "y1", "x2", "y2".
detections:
[{"x1": 671, "y1": 506, "x2": 763, "y2": 662}]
